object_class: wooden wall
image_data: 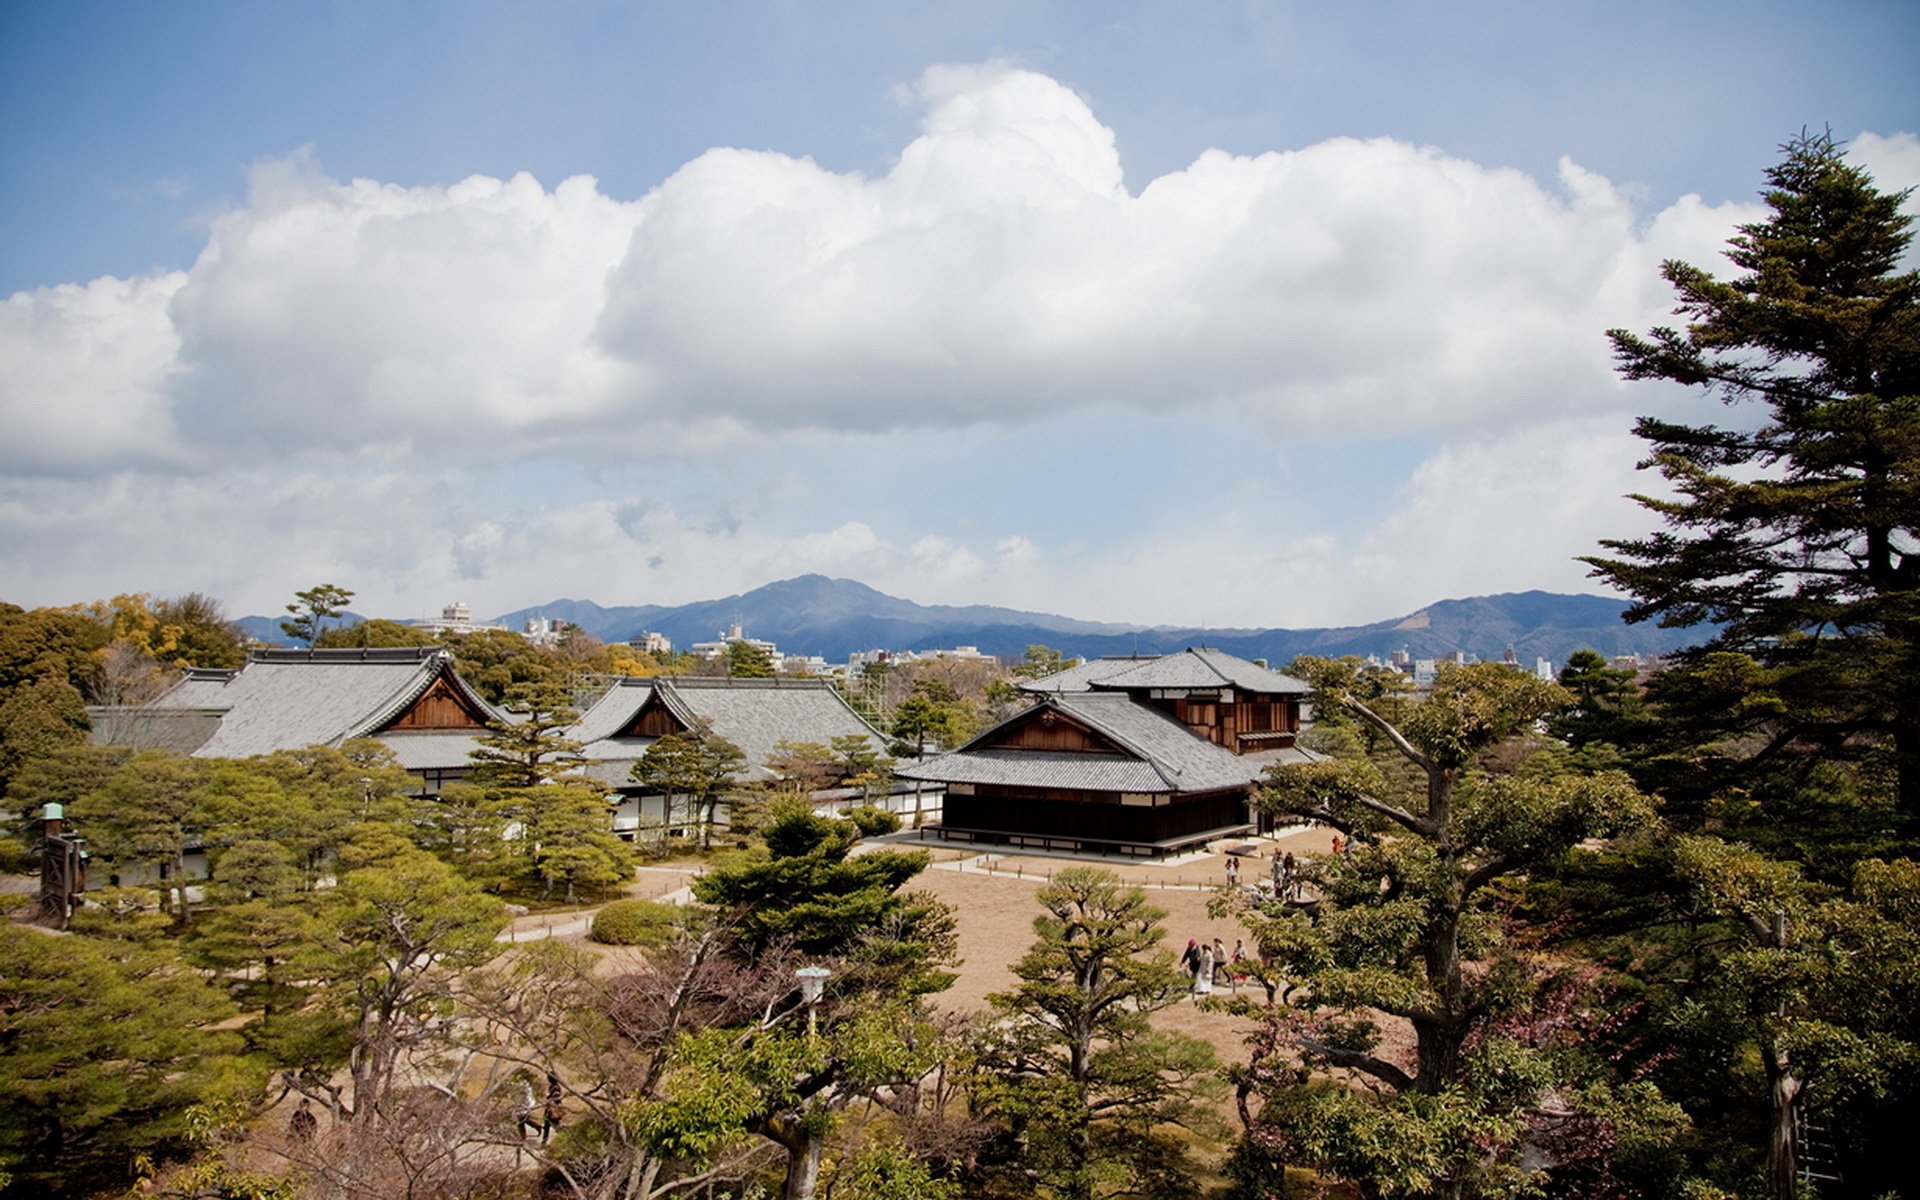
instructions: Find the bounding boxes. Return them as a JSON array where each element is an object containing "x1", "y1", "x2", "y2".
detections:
[
  {"x1": 385, "y1": 677, "x2": 488, "y2": 730},
  {"x1": 1156, "y1": 694, "x2": 1300, "y2": 752},
  {"x1": 625, "y1": 702, "x2": 688, "y2": 738},
  {"x1": 946, "y1": 787, "x2": 1247, "y2": 846}
]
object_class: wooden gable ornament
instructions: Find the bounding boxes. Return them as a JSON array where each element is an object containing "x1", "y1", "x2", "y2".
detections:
[
  {"x1": 380, "y1": 667, "x2": 493, "y2": 732},
  {"x1": 621, "y1": 690, "x2": 690, "y2": 739}
]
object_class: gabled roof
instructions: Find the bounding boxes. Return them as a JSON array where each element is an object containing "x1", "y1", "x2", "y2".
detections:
[
  {"x1": 1017, "y1": 656, "x2": 1157, "y2": 693},
  {"x1": 1089, "y1": 647, "x2": 1310, "y2": 695},
  {"x1": 118, "y1": 647, "x2": 502, "y2": 762},
  {"x1": 569, "y1": 678, "x2": 656, "y2": 746},
  {"x1": 900, "y1": 690, "x2": 1313, "y2": 794},
  {"x1": 568, "y1": 676, "x2": 888, "y2": 786}
]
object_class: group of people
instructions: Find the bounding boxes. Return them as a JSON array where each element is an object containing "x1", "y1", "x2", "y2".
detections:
[
  {"x1": 1222, "y1": 847, "x2": 1303, "y2": 899},
  {"x1": 1178, "y1": 935, "x2": 1248, "y2": 994}
]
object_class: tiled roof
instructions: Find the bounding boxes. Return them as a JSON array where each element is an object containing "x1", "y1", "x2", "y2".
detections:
[
  {"x1": 567, "y1": 677, "x2": 888, "y2": 784},
  {"x1": 1090, "y1": 648, "x2": 1310, "y2": 694},
  {"x1": 569, "y1": 679, "x2": 655, "y2": 747},
  {"x1": 899, "y1": 691, "x2": 1305, "y2": 795},
  {"x1": 900, "y1": 749, "x2": 1168, "y2": 791},
  {"x1": 375, "y1": 732, "x2": 492, "y2": 772},
  {"x1": 1017, "y1": 656, "x2": 1157, "y2": 693},
  {"x1": 123, "y1": 647, "x2": 501, "y2": 761}
]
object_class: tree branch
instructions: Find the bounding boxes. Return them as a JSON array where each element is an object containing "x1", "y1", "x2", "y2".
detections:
[
  {"x1": 1292, "y1": 1036, "x2": 1415, "y2": 1092},
  {"x1": 1344, "y1": 696, "x2": 1435, "y2": 776}
]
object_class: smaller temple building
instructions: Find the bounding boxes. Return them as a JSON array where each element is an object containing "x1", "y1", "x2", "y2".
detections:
[
  {"x1": 567, "y1": 676, "x2": 897, "y2": 839},
  {"x1": 900, "y1": 647, "x2": 1318, "y2": 856}
]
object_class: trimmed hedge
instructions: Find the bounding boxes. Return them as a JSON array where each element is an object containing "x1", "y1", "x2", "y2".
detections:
[
  {"x1": 588, "y1": 899, "x2": 683, "y2": 947},
  {"x1": 844, "y1": 805, "x2": 902, "y2": 837}
]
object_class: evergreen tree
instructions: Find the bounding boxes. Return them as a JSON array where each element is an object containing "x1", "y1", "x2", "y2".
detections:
[
  {"x1": 726, "y1": 638, "x2": 776, "y2": 678},
  {"x1": 1586, "y1": 131, "x2": 1920, "y2": 833},
  {"x1": 280, "y1": 582, "x2": 355, "y2": 646},
  {"x1": 1234, "y1": 658, "x2": 1673, "y2": 1199},
  {"x1": 0, "y1": 925, "x2": 258, "y2": 1199},
  {"x1": 975, "y1": 867, "x2": 1222, "y2": 1200},
  {"x1": 631, "y1": 731, "x2": 747, "y2": 850}
]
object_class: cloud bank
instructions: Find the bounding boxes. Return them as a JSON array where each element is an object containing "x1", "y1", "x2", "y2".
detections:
[{"x1": 4, "y1": 65, "x2": 1913, "y2": 628}]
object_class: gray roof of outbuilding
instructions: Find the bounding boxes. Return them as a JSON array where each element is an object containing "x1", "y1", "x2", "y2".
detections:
[
  {"x1": 567, "y1": 676, "x2": 887, "y2": 784},
  {"x1": 1091, "y1": 648, "x2": 1310, "y2": 694},
  {"x1": 898, "y1": 690, "x2": 1313, "y2": 794},
  {"x1": 130, "y1": 647, "x2": 501, "y2": 760},
  {"x1": 1017, "y1": 656, "x2": 1157, "y2": 693}
]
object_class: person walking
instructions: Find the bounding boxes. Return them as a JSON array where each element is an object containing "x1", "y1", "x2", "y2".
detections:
[
  {"x1": 1225, "y1": 854, "x2": 1240, "y2": 888},
  {"x1": 1212, "y1": 937, "x2": 1229, "y2": 985},
  {"x1": 1180, "y1": 938, "x2": 1201, "y2": 991},
  {"x1": 1195, "y1": 941, "x2": 1215, "y2": 995}
]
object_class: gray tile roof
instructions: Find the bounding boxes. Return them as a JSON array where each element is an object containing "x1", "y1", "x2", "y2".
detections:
[
  {"x1": 901, "y1": 748, "x2": 1169, "y2": 792},
  {"x1": 567, "y1": 677, "x2": 888, "y2": 785},
  {"x1": 569, "y1": 679, "x2": 654, "y2": 747},
  {"x1": 374, "y1": 732, "x2": 492, "y2": 772},
  {"x1": 899, "y1": 691, "x2": 1310, "y2": 795},
  {"x1": 121, "y1": 647, "x2": 501, "y2": 765},
  {"x1": 1017, "y1": 656, "x2": 1157, "y2": 693},
  {"x1": 1090, "y1": 648, "x2": 1310, "y2": 694}
]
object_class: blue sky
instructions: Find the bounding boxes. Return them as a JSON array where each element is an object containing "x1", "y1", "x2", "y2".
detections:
[{"x1": 3, "y1": 1, "x2": 1916, "y2": 631}]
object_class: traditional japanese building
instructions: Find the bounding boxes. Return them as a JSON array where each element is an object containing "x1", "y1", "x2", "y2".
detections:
[
  {"x1": 900, "y1": 648, "x2": 1318, "y2": 856},
  {"x1": 87, "y1": 646, "x2": 503, "y2": 792},
  {"x1": 567, "y1": 676, "x2": 896, "y2": 839}
]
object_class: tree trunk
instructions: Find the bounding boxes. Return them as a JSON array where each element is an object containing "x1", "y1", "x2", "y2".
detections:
[
  {"x1": 782, "y1": 1129, "x2": 824, "y2": 1200},
  {"x1": 1764, "y1": 1041, "x2": 1802, "y2": 1200}
]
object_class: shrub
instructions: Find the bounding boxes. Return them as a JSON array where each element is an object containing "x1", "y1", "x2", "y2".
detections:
[
  {"x1": 844, "y1": 805, "x2": 901, "y2": 837},
  {"x1": 588, "y1": 899, "x2": 682, "y2": 947}
]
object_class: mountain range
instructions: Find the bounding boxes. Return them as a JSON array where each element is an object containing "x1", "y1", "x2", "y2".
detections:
[
  {"x1": 241, "y1": 576, "x2": 1704, "y2": 665},
  {"x1": 484, "y1": 575, "x2": 1703, "y2": 666}
]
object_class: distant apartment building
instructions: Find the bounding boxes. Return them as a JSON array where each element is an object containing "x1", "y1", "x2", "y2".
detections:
[
  {"x1": 412, "y1": 601, "x2": 507, "y2": 636},
  {"x1": 632, "y1": 630, "x2": 673, "y2": 656}
]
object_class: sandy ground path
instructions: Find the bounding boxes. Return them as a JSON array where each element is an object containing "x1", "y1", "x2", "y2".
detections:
[{"x1": 898, "y1": 827, "x2": 1341, "y2": 1063}]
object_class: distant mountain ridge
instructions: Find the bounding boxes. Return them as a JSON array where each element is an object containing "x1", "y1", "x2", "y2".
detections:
[
  {"x1": 238, "y1": 576, "x2": 1704, "y2": 664},
  {"x1": 480, "y1": 575, "x2": 1706, "y2": 666}
]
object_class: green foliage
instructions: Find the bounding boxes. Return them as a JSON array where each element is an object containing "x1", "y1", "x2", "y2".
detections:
[
  {"x1": 843, "y1": 804, "x2": 901, "y2": 837},
  {"x1": 437, "y1": 625, "x2": 560, "y2": 703},
  {"x1": 1587, "y1": 131, "x2": 1920, "y2": 831},
  {"x1": 589, "y1": 898, "x2": 686, "y2": 946},
  {"x1": 1240, "y1": 658, "x2": 1668, "y2": 1197},
  {"x1": 1010, "y1": 644, "x2": 1077, "y2": 680},
  {"x1": 68, "y1": 749, "x2": 206, "y2": 921},
  {"x1": 0, "y1": 673, "x2": 89, "y2": 800},
  {"x1": 891, "y1": 691, "x2": 975, "y2": 754},
  {"x1": 632, "y1": 731, "x2": 748, "y2": 850},
  {"x1": 279, "y1": 582, "x2": 354, "y2": 646},
  {"x1": 79, "y1": 591, "x2": 247, "y2": 671},
  {"x1": 0, "y1": 925, "x2": 260, "y2": 1199},
  {"x1": 974, "y1": 868, "x2": 1221, "y2": 1200},
  {"x1": 468, "y1": 681, "x2": 584, "y2": 789},
  {"x1": 279, "y1": 839, "x2": 504, "y2": 1114},
  {"x1": 524, "y1": 781, "x2": 632, "y2": 902},
  {"x1": 693, "y1": 800, "x2": 938, "y2": 967},
  {"x1": 0, "y1": 601, "x2": 107, "y2": 697},
  {"x1": 315, "y1": 616, "x2": 437, "y2": 648},
  {"x1": 829, "y1": 1138, "x2": 960, "y2": 1200},
  {"x1": 726, "y1": 638, "x2": 776, "y2": 678}
]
